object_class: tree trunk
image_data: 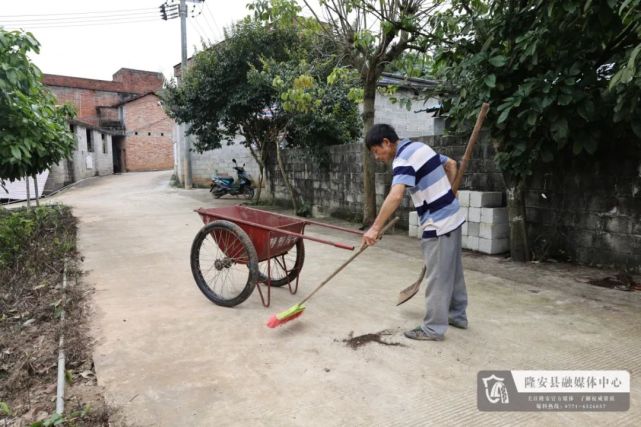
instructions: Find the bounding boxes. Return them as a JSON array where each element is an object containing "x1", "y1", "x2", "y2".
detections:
[
  {"x1": 275, "y1": 136, "x2": 299, "y2": 213},
  {"x1": 25, "y1": 176, "x2": 31, "y2": 209},
  {"x1": 361, "y1": 79, "x2": 377, "y2": 226},
  {"x1": 33, "y1": 174, "x2": 40, "y2": 207},
  {"x1": 247, "y1": 142, "x2": 265, "y2": 203},
  {"x1": 504, "y1": 173, "x2": 530, "y2": 262}
]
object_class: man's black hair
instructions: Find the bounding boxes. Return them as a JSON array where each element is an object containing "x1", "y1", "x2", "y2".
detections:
[{"x1": 365, "y1": 124, "x2": 399, "y2": 150}]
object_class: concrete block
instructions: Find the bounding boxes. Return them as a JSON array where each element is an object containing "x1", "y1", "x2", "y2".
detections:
[
  {"x1": 479, "y1": 222, "x2": 510, "y2": 240},
  {"x1": 409, "y1": 211, "x2": 419, "y2": 227},
  {"x1": 478, "y1": 237, "x2": 510, "y2": 255},
  {"x1": 458, "y1": 190, "x2": 470, "y2": 207},
  {"x1": 468, "y1": 207, "x2": 481, "y2": 222},
  {"x1": 467, "y1": 236, "x2": 479, "y2": 251},
  {"x1": 462, "y1": 207, "x2": 469, "y2": 221},
  {"x1": 409, "y1": 225, "x2": 418, "y2": 239},
  {"x1": 470, "y1": 191, "x2": 503, "y2": 208},
  {"x1": 462, "y1": 221, "x2": 468, "y2": 236},
  {"x1": 467, "y1": 222, "x2": 480, "y2": 237},
  {"x1": 481, "y1": 207, "x2": 508, "y2": 224},
  {"x1": 462, "y1": 235, "x2": 469, "y2": 249}
]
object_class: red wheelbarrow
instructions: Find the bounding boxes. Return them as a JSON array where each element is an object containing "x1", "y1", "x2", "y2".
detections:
[{"x1": 191, "y1": 206, "x2": 361, "y2": 307}]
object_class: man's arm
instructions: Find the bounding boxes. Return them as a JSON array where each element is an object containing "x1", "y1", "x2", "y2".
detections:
[
  {"x1": 443, "y1": 158, "x2": 457, "y2": 186},
  {"x1": 362, "y1": 184, "x2": 406, "y2": 246}
]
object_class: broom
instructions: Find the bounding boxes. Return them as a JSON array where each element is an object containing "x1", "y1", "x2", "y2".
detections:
[{"x1": 267, "y1": 217, "x2": 399, "y2": 328}]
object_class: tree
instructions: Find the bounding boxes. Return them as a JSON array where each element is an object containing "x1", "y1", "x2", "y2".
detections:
[
  {"x1": 162, "y1": 15, "x2": 360, "y2": 212},
  {"x1": 300, "y1": 0, "x2": 439, "y2": 225},
  {"x1": 429, "y1": 0, "x2": 641, "y2": 261},
  {"x1": 0, "y1": 29, "x2": 76, "y2": 202}
]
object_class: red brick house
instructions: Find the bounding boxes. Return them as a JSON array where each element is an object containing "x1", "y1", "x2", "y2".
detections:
[{"x1": 44, "y1": 68, "x2": 174, "y2": 174}]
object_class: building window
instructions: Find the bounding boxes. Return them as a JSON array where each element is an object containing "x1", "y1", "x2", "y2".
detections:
[
  {"x1": 86, "y1": 129, "x2": 93, "y2": 152},
  {"x1": 161, "y1": 132, "x2": 164, "y2": 136},
  {"x1": 102, "y1": 134, "x2": 107, "y2": 154},
  {"x1": 135, "y1": 131, "x2": 138, "y2": 135},
  {"x1": 69, "y1": 124, "x2": 76, "y2": 135},
  {"x1": 148, "y1": 132, "x2": 151, "y2": 136}
]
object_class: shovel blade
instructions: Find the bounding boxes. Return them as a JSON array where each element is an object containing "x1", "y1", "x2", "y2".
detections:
[{"x1": 397, "y1": 266, "x2": 426, "y2": 306}]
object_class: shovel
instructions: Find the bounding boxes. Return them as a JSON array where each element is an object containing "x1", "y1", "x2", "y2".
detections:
[{"x1": 396, "y1": 102, "x2": 490, "y2": 306}]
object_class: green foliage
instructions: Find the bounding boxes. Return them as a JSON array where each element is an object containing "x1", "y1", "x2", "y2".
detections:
[
  {"x1": 162, "y1": 19, "x2": 299, "y2": 151},
  {"x1": 0, "y1": 205, "x2": 75, "y2": 270},
  {"x1": 250, "y1": 59, "x2": 361, "y2": 156},
  {"x1": 0, "y1": 401, "x2": 11, "y2": 416},
  {"x1": 431, "y1": 0, "x2": 641, "y2": 180},
  {"x1": 162, "y1": 7, "x2": 361, "y2": 156},
  {"x1": 0, "y1": 29, "x2": 76, "y2": 182}
]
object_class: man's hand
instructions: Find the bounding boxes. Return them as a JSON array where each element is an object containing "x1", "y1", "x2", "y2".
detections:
[{"x1": 362, "y1": 225, "x2": 381, "y2": 247}]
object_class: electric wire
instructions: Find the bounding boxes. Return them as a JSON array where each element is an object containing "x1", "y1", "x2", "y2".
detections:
[
  {"x1": 0, "y1": 9, "x2": 160, "y2": 23},
  {"x1": 187, "y1": 17, "x2": 208, "y2": 45},
  {"x1": 197, "y1": 3, "x2": 218, "y2": 42},
  {"x1": 2, "y1": 18, "x2": 163, "y2": 31},
  {"x1": 203, "y1": 1, "x2": 222, "y2": 40},
  {"x1": 0, "y1": 7, "x2": 158, "y2": 18}
]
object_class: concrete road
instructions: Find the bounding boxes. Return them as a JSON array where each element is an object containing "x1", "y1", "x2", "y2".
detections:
[{"x1": 50, "y1": 171, "x2": 640, "y2": 426}]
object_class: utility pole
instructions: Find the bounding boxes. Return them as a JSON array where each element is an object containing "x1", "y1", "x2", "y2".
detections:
[
  {"x1": 179, "y1": 0, "x2": 193, "y2": 189},
  {"x1": 160, "y1": 0, "x2": 196, "y2": 189}
]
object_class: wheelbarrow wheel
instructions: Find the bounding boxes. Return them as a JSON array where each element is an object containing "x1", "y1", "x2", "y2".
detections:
[
  {"x1": 258, "y1": 238, "x2": 305, "y2": 287},
  {"x1": 190, "y1": 220, "x2": 259, "y2": 307}
]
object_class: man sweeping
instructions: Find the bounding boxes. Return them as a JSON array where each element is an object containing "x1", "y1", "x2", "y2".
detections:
[{"x1": 362, "y1": 124, "x2": 468, "y2": 341}]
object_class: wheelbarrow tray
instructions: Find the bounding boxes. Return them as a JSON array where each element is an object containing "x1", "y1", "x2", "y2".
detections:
[{"x1": 196, "y1": 206, "x2": 306, "y2": 262}]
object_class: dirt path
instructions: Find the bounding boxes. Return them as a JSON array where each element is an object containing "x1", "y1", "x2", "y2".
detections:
[{"x1": 50, "y1": 171, "x2": 640, "y2": 426}]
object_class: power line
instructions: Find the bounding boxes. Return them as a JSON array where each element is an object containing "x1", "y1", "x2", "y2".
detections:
[
  {"x1": 0, "y1": 10, "x2": 159, "y2": 23},
  {"x1": 3, "y1": 17, "x2": 162, "y2": 31},
  {"x1": 1, "y1": 13, "x2": 160, "y2": 27},
  {"x1": 203, "y1": 1, "x2": 222, "y2": 40},
  {"x1": 187, "y1": 17, "x2": 208, "y2": 45},
  {"x1": 197, "y1": 3, "x2": 218, "y2": 42},
  {"x1": 0, "y1": 7, "x2": 158, "y2": 18}
]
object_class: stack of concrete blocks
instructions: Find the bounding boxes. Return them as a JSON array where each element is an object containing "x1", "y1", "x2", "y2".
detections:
[
  {"x1": 459, "y1": 190, "x2": 509, "y2": 254},
  {"x1": 407, "y1": 191, "x2": 510, "y2": 255}
]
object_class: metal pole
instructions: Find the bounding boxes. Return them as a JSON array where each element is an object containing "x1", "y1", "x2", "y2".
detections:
[{"x1": 180, "y1": 0, "x2": 193, "y2": 189}]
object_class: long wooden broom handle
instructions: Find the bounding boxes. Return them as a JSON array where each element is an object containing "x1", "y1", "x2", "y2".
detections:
[
  {"x1": 451, "y1": 102, "x2": 490, "y2": 195},
  {"x1": 298, "y1": 217, "x2": 399, "y2": 306}
]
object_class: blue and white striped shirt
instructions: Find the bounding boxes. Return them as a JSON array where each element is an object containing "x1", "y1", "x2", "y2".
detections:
[{"x1": 392, "y1": 139, "x2": 465, "y2": 238}]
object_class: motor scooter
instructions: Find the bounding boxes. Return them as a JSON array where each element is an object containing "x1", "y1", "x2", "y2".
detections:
[{"x1": 210, "y1": 159, "x2": 255, "y2": 199}]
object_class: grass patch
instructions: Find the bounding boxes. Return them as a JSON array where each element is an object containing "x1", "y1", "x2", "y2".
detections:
[{"x1": 0, "y1": 205, "x2": 112, "y2": 425}]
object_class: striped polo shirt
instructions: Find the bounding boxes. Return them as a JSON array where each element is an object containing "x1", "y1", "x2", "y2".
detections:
[{"x1": 392, "y1": 139, "x2": 465, "y2": 238}]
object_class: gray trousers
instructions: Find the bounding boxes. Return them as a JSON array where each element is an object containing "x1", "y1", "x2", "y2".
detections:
[{"x1": 420, "y1": 226, "x2": 467, "y2": 336}]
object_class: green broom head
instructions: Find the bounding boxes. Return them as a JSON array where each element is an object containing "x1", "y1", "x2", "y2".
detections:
[{"x1": 266, "y1": 303, "x2": 306, "y2": 328}]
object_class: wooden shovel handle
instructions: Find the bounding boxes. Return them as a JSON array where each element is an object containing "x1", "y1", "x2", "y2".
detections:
[{"x1": 451, "y1": 102, "x2": 490, "y2": 195}]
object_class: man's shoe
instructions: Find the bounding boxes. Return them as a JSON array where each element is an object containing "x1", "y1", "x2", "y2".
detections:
[
  {"x1": 448, "y1": 319, "x2": 468, "y2": 329},
  {"x1": 403, "y1": 327, "x2": 444, "y2": 341}
]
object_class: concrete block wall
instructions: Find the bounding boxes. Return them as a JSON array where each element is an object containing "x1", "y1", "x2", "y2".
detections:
[
  {"x1": 370, "y1": 92, "x2": 441, "y2": 138},
  {"x1": 187, "y1": 134, "x2": 261, "y2": 188},
  {"x1": 524, "y1": 145, "x2": 641, "y2": 272}
]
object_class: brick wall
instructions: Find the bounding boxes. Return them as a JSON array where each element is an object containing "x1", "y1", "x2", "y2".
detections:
[
  {"x1": 112, "y1": 68, "x2": 164, "y2": 94},
  {"x1": 48, "y1": 87, "x2": 122, "y2": 126},
  {"x1": 122, "y1": 95, "x2": 174, "y2": 171}
]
